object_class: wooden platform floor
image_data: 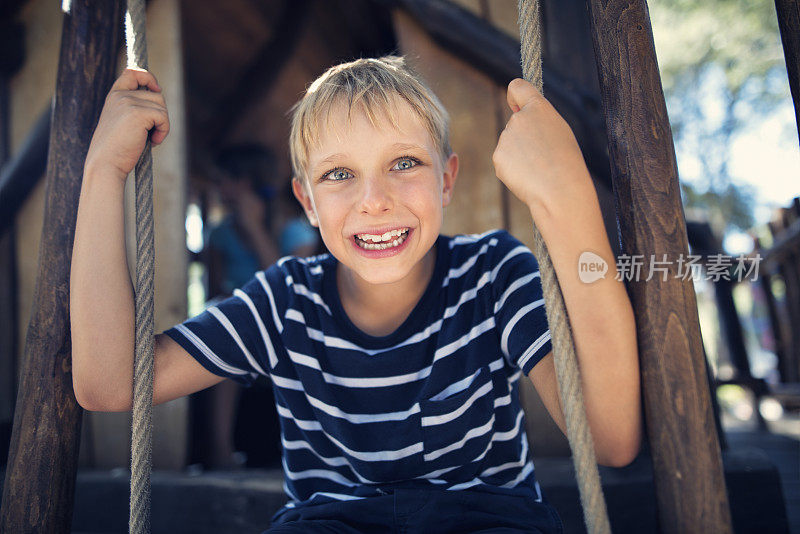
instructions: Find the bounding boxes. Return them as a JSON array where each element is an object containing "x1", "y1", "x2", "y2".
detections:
[
  {"x1": 722, "y1": 408, "x2": 800, "y2": 534},
  {"x1": 3, "y1": 406, "x2": 797, "y2": 533}
]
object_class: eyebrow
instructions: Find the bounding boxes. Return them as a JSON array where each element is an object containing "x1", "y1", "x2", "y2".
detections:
[
  {"x1": 389, "y1": 142, "x2": 428, "y2": 153},
  {"x1": 315, "y1": 153, "x2": 347, "y2": 168},
  {"x1": 311, "y1": 143, "x2": 431, "y2": 173}
]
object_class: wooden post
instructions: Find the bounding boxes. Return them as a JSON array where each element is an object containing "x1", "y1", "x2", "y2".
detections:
[
  {"x1": 0, "y1": 1, "x2": 122, "y2": 531},
  {"x1": 772, "y1": 218, "x2": 800, "y2": 383},
  {"x1": 0, "y1": 35, "x2": 17, "y2": 470},
  {"x1": 755, "y1": 239, "x2": 789, "y2": 382},
  {"x1": 584, "y1": 1, "x2": 734, "y2": 532},
  {"x1": 775, "y1": 0, "x2": 800, "y2": 143}
]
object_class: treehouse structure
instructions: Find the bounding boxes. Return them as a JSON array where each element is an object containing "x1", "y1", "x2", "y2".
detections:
[{"x1": 0, "y1": 0, "x2": 798, "y2": 532}]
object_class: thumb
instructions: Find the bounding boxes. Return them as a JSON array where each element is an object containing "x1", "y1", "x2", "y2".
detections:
[{"x1": 506, "y1": 78, "x2": 542, "y2": 113}]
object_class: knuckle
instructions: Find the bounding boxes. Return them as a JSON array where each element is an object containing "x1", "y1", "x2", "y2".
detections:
[{"x1": 491, "y1": 146, "x2": 502, "y2": 165}]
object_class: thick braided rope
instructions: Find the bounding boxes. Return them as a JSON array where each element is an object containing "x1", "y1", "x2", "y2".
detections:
[
  {"x1": 125, "y1": 2, "x2": 154, "y2": 533},
  {"x1": 517, "y1": 2, "x2": 611, "y2": 533}
]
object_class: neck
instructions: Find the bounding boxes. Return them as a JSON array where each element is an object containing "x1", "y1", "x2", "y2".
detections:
[{"x1": 337, "y1": 244, "x2": 437, "y2": 336}]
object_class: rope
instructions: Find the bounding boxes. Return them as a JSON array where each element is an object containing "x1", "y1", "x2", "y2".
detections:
[
  {"x1": 125, "y1": 2, "x2": 154, "y2": 533},
  {"x1": 517, "y1": 1, "x2": 612, "y2": 533}
]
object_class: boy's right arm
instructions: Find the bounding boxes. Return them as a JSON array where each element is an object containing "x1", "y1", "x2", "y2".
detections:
[{"x1": 71, "y1": 68, "x2": 224, "y2": 412}]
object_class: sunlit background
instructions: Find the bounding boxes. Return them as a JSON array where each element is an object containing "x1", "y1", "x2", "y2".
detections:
[{"x1": 651, "y1": 0, "x2": 799, "y2": 429}]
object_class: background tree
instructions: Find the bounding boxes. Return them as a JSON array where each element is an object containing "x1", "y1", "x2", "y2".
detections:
[{"x1": 650, "y1": 0, "x2": 790, "y2": 242}]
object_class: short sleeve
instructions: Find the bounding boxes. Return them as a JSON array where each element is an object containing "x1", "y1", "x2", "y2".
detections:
[
  {"x1": 163, "y1": 265, "x2": 285, "y2": 387},
  {"x1": 490, "y1": 231, "x2": 552, "y2": 376}
]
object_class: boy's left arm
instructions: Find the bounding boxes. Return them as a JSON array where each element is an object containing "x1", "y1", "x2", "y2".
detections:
[{"x1": 493, "y1": 79, "x2": 642, "y2": 468}]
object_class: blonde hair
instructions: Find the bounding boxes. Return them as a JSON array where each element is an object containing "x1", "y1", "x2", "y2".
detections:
[{"x1": 289, "y1": 55, "x2": 451, "y2": 181}]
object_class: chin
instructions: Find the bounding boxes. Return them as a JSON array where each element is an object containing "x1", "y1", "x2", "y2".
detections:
[{"x1": 354, "y1": 267, "x2": 411, "y2": 286}]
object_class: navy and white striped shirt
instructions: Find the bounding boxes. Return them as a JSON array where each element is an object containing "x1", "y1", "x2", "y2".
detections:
[{"x1": 165, "y1": 229, "x2": 552, "y2": 523}]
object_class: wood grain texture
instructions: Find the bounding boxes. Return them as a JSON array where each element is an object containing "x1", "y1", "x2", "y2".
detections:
[
  {"x1": 585, "y1": 1, "x2": 733, "y2": 532},
  {"x1": 775, "y1": 0, "x2": 800, "y2": 143},
  {"x1": 0, "y1": 1, "x2": 122, "y2": 531}
]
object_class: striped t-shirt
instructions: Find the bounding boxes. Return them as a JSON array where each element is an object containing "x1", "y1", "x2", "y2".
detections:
[{"x1": 164, "y1": 229, "x2": 552, "y2": 523}]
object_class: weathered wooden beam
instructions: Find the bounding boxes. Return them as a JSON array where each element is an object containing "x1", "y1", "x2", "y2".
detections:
[
  {"x1": 685, "y1": 221, "x2": 754, "y2": 380},
  {"x1": 762, "y1": 217, "x2": 800, "y2": 271},
  {"x1": 775, "y1": 249, "x2": 800, "y2": 383},
  {"x1": 767, "y1": 203, "x2": 800, "y2": 382},
  {"x1": 755, "y1": 258, "x2": 789, "y2": 384},
  {"x1": 584, "y1": 1, "x2": 733, "y2": 532},
  {"x1": 775, "y1": 0, "x2": 800, "y2": 144},
  {"x1": 0, "y1": 1, "x2": 122, "y2": 531}
]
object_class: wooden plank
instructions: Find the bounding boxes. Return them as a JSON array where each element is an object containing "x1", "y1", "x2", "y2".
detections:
[
  {"x1": 768, "y1": 203, "x2": 800, "y2": 382},
  {"x1": 775, "y1": 252, "x2": 800, "y2": 383},
  {"x1": 775, "y1": 0, "x2": 800, "y2": 144},
  {"x1": 585, "y1": 1, "x2": 733, "y2": 532},
  {"x1": 0, "y1": 0, "x2": 123, "y2": 531},
  {"x1": 755, "y1": 257, "x2": 789, "y2": 382},
  {"x1": 762, "y1": 218, "x2": 800, "y2": 270}
]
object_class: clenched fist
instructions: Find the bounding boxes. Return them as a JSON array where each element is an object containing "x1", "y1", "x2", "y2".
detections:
[
  {"x1": 84, "y1": 68, "x2": 170, "y2": 181},
  {"x1": 492, "y1": 78, "x2": 589, "y2": 215}
]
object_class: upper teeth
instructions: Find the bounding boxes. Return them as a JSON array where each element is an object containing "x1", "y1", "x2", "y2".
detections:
[{"x1": 356, "y1": 228, "x2": 409, "y2": 243}]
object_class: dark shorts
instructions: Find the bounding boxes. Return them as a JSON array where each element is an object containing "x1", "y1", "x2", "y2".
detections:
[{"x1": 263, "y1": 488, "x2": 564, "y2": 533}]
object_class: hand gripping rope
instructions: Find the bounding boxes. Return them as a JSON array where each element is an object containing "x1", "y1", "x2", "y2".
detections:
[
  {"x1": 124, "y1": 0, "x2": 155, "y2": 532},
  {"x1": 518, "y1": 1, "x2": 612, "y2": 532}
]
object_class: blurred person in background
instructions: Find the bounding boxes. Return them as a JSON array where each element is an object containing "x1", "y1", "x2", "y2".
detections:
[{"x1": 199, "y1": 144, "x2": 319, "y2": 469}]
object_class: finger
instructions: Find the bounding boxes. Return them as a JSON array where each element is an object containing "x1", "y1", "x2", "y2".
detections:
[
  {"x1": 149, "y1": 107, "x2": 170, "y2": 145},
  {"x1": 506, "y1": 78, "x2": 542, "y2": 112},
  {"x1": 121, "y1": 89, "x2": 166, "y2": 107},
  {"x1": 111, "y1": 68, "x2": 161, "y2": 93},
  {"x1": 134, "y1": 104, "x2": 170, "y2": 145}
]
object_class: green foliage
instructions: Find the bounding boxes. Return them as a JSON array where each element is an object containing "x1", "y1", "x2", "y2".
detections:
[
  {"x1": 650, "y1": 0, "x2": 788, "y2": 234},
  {"x1": 652, "y1": 0, "x2": 783, "y2": 98},
  {"x1": 680, "y1": 181, "x2": 755, "y2": 231}
]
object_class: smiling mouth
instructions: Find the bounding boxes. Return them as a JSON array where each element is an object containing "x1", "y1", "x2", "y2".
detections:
[{"x1": 354, "y1": 228, "x2": 410, "y2": 250}]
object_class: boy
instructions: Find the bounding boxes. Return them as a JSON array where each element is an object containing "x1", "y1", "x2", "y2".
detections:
[{"x1": 71, "y1": 56, "x2": 641, "y2": 532}]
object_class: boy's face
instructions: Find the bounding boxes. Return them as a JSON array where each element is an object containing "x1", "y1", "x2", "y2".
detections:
[{"x1": 293, "y1": 97, "x2": 458, "y2": 286}]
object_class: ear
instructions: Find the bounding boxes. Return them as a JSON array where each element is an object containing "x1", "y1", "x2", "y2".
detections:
[
  {"x1": 441, "y1": 152, "x2": 459, "y2": 207},
  {"x1": 292, "y1": 177, "x2": 319, "y2": 227}
]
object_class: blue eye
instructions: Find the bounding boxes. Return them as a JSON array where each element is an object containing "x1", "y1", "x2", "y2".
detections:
[
  {"x1": 322, "y1": 168, "x2": 352, "y2": 182},
  {"x1": 393, "y1": 156, "x2": 420, "y2": 171}
]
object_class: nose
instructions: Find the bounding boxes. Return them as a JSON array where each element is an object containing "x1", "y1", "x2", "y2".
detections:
[{"x1": 358, "y1": 174, "x2": 393, "y2": 214}]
